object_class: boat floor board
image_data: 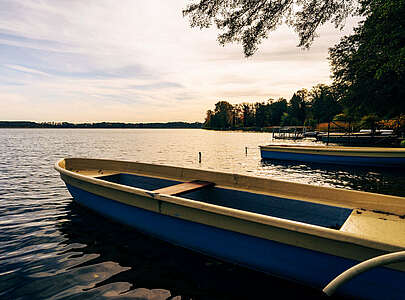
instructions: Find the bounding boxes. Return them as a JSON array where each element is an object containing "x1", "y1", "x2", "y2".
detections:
[{"x1": 152, "y1": 180, "x2": 214, "y2": 196}]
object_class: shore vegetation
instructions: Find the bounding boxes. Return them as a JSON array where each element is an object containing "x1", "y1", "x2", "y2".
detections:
[{"x1": 189, "y1": 0, "x2": 404, "y2": 134}]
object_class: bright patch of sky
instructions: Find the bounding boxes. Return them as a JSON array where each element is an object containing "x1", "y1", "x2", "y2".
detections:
[{"x1": 0, "y1": 0, "x2": 358, "y2": 122}]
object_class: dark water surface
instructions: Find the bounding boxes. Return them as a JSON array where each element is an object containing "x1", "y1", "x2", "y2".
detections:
[{"x1": 1, "y1": 129, "x2": 404, "y2": 299}]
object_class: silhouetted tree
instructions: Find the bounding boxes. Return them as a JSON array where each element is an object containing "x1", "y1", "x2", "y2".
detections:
[
  {"x1": 210, "y1": 101, "x2": 235, "y2": 128},
  {"x1": 255, "y1": 102, "x2": 269, "y2": 127},
  {"x1": 288, "y1": 89, "x2": 308, "y2": 125},
  {"x1": 268, "y1": 98, "x2": 288, "y2": 125},
  {"x1": 203, "y1": 109, "x2": 214, "y2": 128},
  {"x1": 241, "y1": 103, "x2": 255, "y2": 127},
  {"x1": 310, "y1": 84, "x2": 342, "y2": 123}
]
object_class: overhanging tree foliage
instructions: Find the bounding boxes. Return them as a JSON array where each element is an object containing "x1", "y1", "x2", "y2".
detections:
[
  {"x1": 329, "y1": 0, "x2": 405, "y2": 119},
  {"x1": 183, "y1": 0, "x2": 358, "y2": 56}
]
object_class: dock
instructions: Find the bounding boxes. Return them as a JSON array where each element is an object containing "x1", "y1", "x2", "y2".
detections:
[
  {"x1": 271, "y1": 126, "x2": 310, "y2": 140},
  {"x1": 316, "y1": 132, "x2": 402, "y2": 146}
]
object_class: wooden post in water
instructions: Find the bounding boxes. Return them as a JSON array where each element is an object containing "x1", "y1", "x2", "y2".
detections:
[
  {"x1": 198, "y1": 152, "x2": 202, "y2": 163},
  {"x1": 327, "y1": 122, "x2": 331, "y2": 146},
  {"x1": 245, "y1": 147, "x2": 248, "y2": 156}
]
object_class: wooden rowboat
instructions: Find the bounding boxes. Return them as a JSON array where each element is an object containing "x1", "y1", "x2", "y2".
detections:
[
  {"x1": 260, "y1": 145, "x2": 405, "y2": 167},
  {"x1": 55, "y1": 158, "x2": 405, "y2": 299}
]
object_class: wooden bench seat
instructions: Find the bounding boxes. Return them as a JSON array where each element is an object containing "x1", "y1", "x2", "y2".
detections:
[{"x1": 152, "y1": 180, "x2": 214, "y2": 196}]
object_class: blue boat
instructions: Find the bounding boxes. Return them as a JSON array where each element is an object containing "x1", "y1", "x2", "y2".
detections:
[
  {"x1": 55, "y1": 158, "x2": 405, "y2": 299},
  {"x1": 260, "y1": 145, "x2": 405, "y2": 167}
]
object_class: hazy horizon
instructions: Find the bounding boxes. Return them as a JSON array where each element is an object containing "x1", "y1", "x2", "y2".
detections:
[
  {"x1": 0, "y1": 0, "x2": 359, "y2": 123},
  {"x1": 0, "y1": 120, "x2": 202, "y2": 124}
]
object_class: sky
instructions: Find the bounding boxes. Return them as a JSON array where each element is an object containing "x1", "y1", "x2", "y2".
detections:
[{"x1": 0, "y1": 0, "x2": 359, "y2": 123}]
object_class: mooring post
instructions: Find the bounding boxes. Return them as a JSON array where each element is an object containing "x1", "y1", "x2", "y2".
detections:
[
  {"x1": 245, "y1": 146, "x2": 248, "y2": 156},
  {"x1": 198, "y1": 152, "x2": 201, "y2": 163},
  {"x1": 327, "y1": 122, "x2": 331, "y2": 146}
]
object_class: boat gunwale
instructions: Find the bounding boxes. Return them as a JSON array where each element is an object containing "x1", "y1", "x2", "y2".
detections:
[{"x1": 55, "y1": 158, "x2": 405, "y2": 252}]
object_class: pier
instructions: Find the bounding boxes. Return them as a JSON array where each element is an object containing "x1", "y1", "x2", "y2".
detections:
[{"x1": 271, "y1": 126, "x2": 310, "y2": 140}]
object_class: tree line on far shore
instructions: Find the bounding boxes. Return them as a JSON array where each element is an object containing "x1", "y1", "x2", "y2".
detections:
[
  {"x1": 0, "y1": 121, "x2": 203, "y2": 129},
  {"x1": 203, "y1": 83, "x2": 404, "y2": 133},
  {"x1": 204, "y1": 84, "x2": 342, "y2": 130}
]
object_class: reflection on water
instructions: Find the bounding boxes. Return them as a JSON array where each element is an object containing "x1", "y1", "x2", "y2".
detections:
[
  {"x1": 0, "y1": 128, "x2": 403, "y2": 299},
  {"x1": 54, "y1": 203, "x2": 327, "y2": 299},
  {"x1": 259, "y1": 159, "x2": 405, "y2": 197}
]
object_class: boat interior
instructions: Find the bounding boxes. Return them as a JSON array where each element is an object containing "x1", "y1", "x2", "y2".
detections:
[{"x1": 97, "y1": 173, "x2": 352, "y2": 230}]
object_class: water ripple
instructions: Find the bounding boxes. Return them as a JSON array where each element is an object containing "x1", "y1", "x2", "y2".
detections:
[{"x1": 1, "y1": 128, "x2": 404, "y2": 299}]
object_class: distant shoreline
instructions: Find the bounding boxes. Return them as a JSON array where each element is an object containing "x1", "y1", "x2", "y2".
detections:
[
  {"x1": 0, "y1": 121, "x2": 203, "y2": 129},
  {"x1": 202, "y1": 127, "x2": 274, "y2": 132}
]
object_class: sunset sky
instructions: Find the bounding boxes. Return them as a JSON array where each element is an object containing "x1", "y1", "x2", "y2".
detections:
[{"x1": 0, "y1": 0, "x2": 359, "y2": 123}]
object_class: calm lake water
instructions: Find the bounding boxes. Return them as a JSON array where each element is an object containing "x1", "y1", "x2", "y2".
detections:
[{"x1": 1, "y1": 128, "x2": 404, "y2": 299}]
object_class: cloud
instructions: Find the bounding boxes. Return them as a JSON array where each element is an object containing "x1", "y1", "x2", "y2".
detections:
[
  {"x1": 0, "y1": 0, "x2": 358, "y2": 122},
  {"x1": 5, "y1": 64, "x2": 51, "y2": 77},
  {"x1": 129, "y1": 82, "x2": 183, "y2": 91}
]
